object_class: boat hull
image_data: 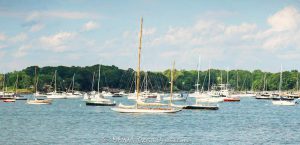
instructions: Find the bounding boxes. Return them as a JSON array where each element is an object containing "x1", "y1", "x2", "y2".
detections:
[
  {"x1": 111, "y1": 107, "x2": 181, "y2": 113},
  {"x1": 224, "y1": 98, "x2": 240, "y2": 102},
  {"x1": 272, "y1": 100, "x2": 296, "y2": 106},
  {"x1": 183, "y1": 105, "x2": 219, "y2": 110},
  {"x1": 255, "y1": 96, "x2": 272, "y2": 99},
  {"x1": 3, "y1": 99, "x2": 16, "y2": 102},
  {"x1": 86, "y1": 102, "x2": 116, "y2": 106},
  {"x1": 27, "y1": 99, "x2": 52, "y2": 105}
]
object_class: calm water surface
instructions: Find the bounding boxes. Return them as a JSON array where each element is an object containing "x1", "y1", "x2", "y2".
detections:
[{"x1": 0, "y1": 96, "x2": 299, "y2": 145}]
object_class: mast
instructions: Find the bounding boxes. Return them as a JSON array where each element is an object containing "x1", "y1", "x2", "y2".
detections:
[
  {"x1": 226, "y1": 67, "x2": 229, "y2": 89},
  {"x1": 2, "y1": 73, "x2": 5, "y2": 96},
  {"x1": 297, "y1": 73, "x2": 299, "y2": 92},
  {"x1": 236, "y1": 71, "x2": 239, "y2": 91},
  {"x1": 98, "y1": 64, "x2": 101, "y2": 93},
  {"x1": 220, "y1": 71, "x2": 223, "y2": 84},
  {"x1": 34, "y1": 66, "x2": 37, "y2": 94},
  {"x1": 15, "y1": 74, "x2": 19, "y2": 94},
  {"x1": 54, "y1": 70, "x2": 57, "y2": 93},
  {"x1": 91, "y1": 72, "x2": 95, "y2": 91},
  {"x1": 208, "y1": 62, "x2": 211, "y2": 91},
  {"x1": 136, "y1": 17, "x2": 143, "y2": 102},
  {"x1": 72, "y1": 73, "x2": 75, "y2": 93},
  {"x1": 263, "y1": 73, "x2": 266, "y2": 92},
  {"x1": 279, "y1": 65, "x2": 282, "y2": 95},
  {"x1": 169, "y1": 61, "x2": 175, "y2": 105},
  {"x1": 196, "y1": 56, "x2": 201, "y2": 92},
  {"x1": 145, "y1": 71, "x2": 148, "y2": 92}
]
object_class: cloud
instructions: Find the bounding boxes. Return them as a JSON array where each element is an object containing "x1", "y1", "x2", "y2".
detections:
[
  {"x1": 143, "y1": 28, "x2": 156, "y2": 36},
  {"x1": 248, "y1": 6, "x2": 300, "y2": 53},
  {"x1": 30, "y1": 23, "x2": 44, "y2": 32},
  {"x1": 0, "y1": 44, "x2": 7, "y2": 49},
  {"x1": 13, "y1": 44, "x2": 31, "y2": 58},
  {"x1": 225, "y1": 23, "x2": 257, "y2": 35},
  {"x1": 10, "y1": 33, "x2": 28, "y2": 43},
  {"x1": 151, "y1": 20, "x2": 257, "y2": 47},
  {"x1": 26, "y1": 11, "x2": 99, "y2": 22},
  {"x1": 40, "y1": 32, "x2": 76, "y2": 52},
  {"x1": 267, "y1": 6, "x2": 299, "y2": 32},
  {"x1": 82, "y1": 21, "x2": 99, "y2": 31},
  {"x1": 0, "y1": 33, "x2": 6, "y2": 41}
]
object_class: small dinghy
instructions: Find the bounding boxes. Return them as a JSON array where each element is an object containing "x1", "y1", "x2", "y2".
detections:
[
  {"x1": 272, "y1": 100, "x2": 296, "y2": 106},
  {"x1": 3, "y1": 99, "x2": 16, "y2": 102},
  {"x1": 86, "y1": 99, "x2": 116, "y2": 106},
  {"x1": 224, "y1": 97, "x2": 240, "y2": 102},
  {"x1": 27, "y1": 99, "x2": 52, "y2": 105},
  {"x1": 183, "y1": 104, "x2": 219, "y2": 110}
]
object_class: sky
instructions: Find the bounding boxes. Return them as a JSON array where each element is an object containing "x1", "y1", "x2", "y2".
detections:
[{"x1": 1, "y1": 0, "x2": 300, "y2": 72}]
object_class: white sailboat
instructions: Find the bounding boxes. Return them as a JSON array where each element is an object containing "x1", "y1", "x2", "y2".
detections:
[
  {"x1": 189, "y1": 56, "x2": 202, "y2": 98},
  {"x1": 256, "y1": 73, "x2": 272, "y2": 99},
  {"x1": 32, "y1": 76, "x2": 47, "y2": 98},
  {"x1": 111, "y1": 18, "x2": 181, "y2": 113},
  {"x1": 64, "y1": 73, "x2": 82, "y2": 99},
  {"x1": 46, "y1": 70, "x2": 66, "y2": 99},
  {"x1": 272, "y1": 65, "x2": 296, "y2": 106},
  {"x1": 85, "y1": 64, "x2": 116, "y2": 106},
  {"x1": 27, "y1": 66, "x2": 52, "y2": 105}
]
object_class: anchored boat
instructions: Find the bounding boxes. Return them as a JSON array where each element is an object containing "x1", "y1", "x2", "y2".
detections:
[{"x1": 111, "y1": 18, "x2": 181, "y2": 113}]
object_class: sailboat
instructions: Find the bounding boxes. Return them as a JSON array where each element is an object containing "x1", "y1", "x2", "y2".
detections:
[
  {"x1": 27, "y1": 66, "x2": 52, "y2": 105},
  {"x1": 196, "y1": 62, "x2": 223, "y2": 102},
  {"x1": 0, "y1": 73, "x2": 16, "y2": 102},
  {"x1": 13, "y1": 74, "x2": 27, "y2": 100},
  {"x1": 272, "y1": 65, "x2": 296, "y2": 106},
  {"x1": 85, "y1": 64, "x2": 116, "y2": 106},
  {"x1": 189, "y1": 56, "x2": 202, "y2": 98},
  {"x1": 223, "y1": 70, "x2": 240, "y2": 102},
  {"x1": 141, "y1": 71, "x2": 157, "y2": 98},
  {"x1": 111, "y1": 17, "x2": 181, "y2": 113},
  {"x1": 32, "y1": 76, "x2": 46, "y2": 98},
  {"x1": 46, "y1": 70, "x2": 66, "y2": 99},
  {"x1": 65, "y1": 73, "x2": 82, "y2": 99},
  {"x1": 2, "y1": 73, "x2": 16, "y2": 102},
  {"x1": 256, "y1": 73, "x2": 272, "y2": 99}
]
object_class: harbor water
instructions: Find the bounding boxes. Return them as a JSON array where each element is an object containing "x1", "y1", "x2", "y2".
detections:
[{"x1": 0, "y1": 96, "x2": 299, "y2": 145}]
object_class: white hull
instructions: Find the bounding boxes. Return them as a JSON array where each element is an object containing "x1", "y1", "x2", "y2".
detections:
[
  {"x1": 46, "y1": 95, "x2": 66, "y2": 99},
  {"x1": 33, "y1": 93, "x2": 46, "y2": 97},
  {"x1": 118, "y1": 103, "x2": 136, "y2": 109},
  {"x1": 197, "y1": 97, "x2": 223, "y2": 103},
  {"x1": 111, "y1": 107, "x2": 181, "y2": 113},
  {"x1": 232, "y1": 94, "x2": 256, "y2": 97},
  {"x1": 272, "y1": 100, "x2": 296, "y2": 106},
  {"x1": 163, "y1": 97, "x2": 186, "y2": 101},
  {"x1": 64, "y1": 94, "x2": 82, "y2": 99},
  {"x1": 27, "y1": 99, "x2": 52, "y2": 105},
  {"x1": 190, "y1": 93, "x2": 210, "y2": 98},
  {"x1": 170, "y1": 103, "x2": 186, "y2": 109}
]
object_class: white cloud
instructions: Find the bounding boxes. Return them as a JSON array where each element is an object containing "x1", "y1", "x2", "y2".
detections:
[
  {"x1": 30, "y1": 23, "x2": 44, "y2": 32},
  {"x1": 143, "y1": 28, "x2": 156, "y2": 35},
  {"x1": 254, "y1": 6, "x2": 300, "y2": 53},
  {"x1": 267, "y1": 6, "x2": 300, "y2": 32},
  {"x1": 10, "y1": 33, "x2": 28, "y2": 43},
  {"x1": 14, "y1": 44, "x2": 31, "y2": 58},
  {"x1": 0, "y1": 45, "x2": 7, "y2": 49},
  {"x1": 40, "y1": 32, "x2": 76, "y2": 52},
  {"x1": 225, "y1": 23, "x2": 257, "y2": 35},
  {"x1": 26, "y1": 11, "x2": 98, "y2": 22},
  {"x1": 82, "y1": 21, "x2": 99, "y2": 31},
  {"x1": 0, "y1": 33, "x2": 6, "y2": 41}
]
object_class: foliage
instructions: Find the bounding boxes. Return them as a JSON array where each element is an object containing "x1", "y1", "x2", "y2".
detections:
[{"x1": 1, "y1": 65, "x2": 299, "y2": 92}]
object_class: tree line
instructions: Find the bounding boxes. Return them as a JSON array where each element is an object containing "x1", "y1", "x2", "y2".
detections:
[{"x1": 0, "y1": 64, "x2": 299, "y2": 93}]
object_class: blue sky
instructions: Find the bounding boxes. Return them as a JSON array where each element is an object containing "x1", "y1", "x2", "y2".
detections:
[{"x1": 1, "y1": 0, "x2": 300, "y2": 72}]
